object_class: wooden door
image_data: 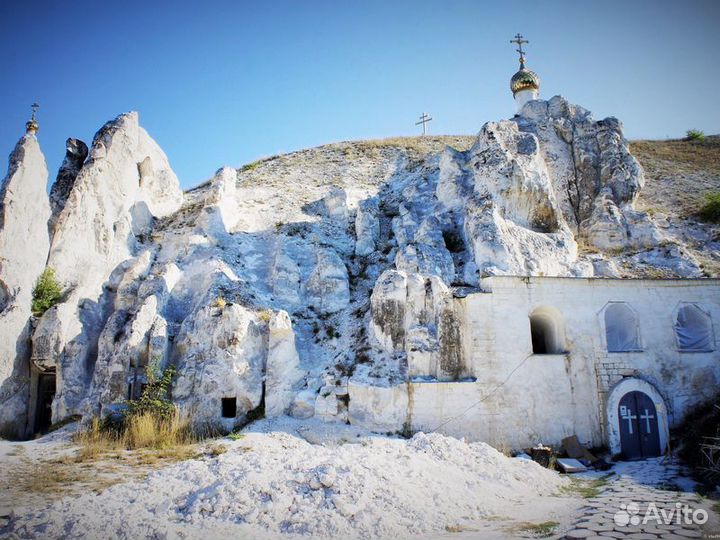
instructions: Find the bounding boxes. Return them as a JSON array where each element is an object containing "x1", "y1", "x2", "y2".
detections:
[{"x1": 618, "y1": 391, "x2": 661, "y2": 460}]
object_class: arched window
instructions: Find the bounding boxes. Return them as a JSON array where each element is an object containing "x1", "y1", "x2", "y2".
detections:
[
  {"x1": 604, "y1": 303, "x2": 641, "y2": 352},
  {"x1": 529, "y1": 306, "x2": 566, "y2": 354},
  {"x1": 674, "y1": 304, "x2": 714, "y2": 352}
]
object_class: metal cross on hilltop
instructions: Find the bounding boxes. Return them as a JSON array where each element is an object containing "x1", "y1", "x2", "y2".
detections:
[
  {"x1": 415, "y1": 112, "x2": 432, "y2": 136},
  {"x1": 510, "y1": 33, "x2": 529, "y2": 67}
]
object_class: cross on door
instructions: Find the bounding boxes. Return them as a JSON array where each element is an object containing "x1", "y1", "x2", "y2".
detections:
[
  {"x1": 640, "y1": 409, "x2": 655, "y2": 434},
  {"x1": 621, "y1": 407, "x2": 637, "y2": 434},
  {"x1": 618, "y1": 391, "x2": 661, "y2": 459}
]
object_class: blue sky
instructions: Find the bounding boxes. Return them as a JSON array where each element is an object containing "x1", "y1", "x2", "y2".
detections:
[{"x1": 1, "y1": 0, "x2": 718, "y2": 189}]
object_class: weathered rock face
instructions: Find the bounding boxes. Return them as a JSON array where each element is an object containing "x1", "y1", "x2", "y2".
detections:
[
  {"x1": 441, "y1": 120, "x2": 588, "y2": 277},
  {"x1": 48, "y1": 138, "x2": 88, "y2": 233},
  {"x1": 35, "y1": 112, "x2": 184, "y2": 421},
  {"x1": 173, "y1": 303, "x2": 266, "y2": 428},
  {"x1": 369, "y1": 270, "x2": 466, "y2": 381},
  {"x1": 305, "y1": 249, "x2": 350, "y2": 314},
  {"x1": 0, "y1": 96, "x2": 709, "y2": 439},
  {"x1": 265, "y1": 310, "x2": 304, "y2": 417},
  {"x1": 514, "y1": 96, "x2": 658, "y2": 251},
  {"x1": 196, "y1": 167, "x2": 240, "y2": 234},
  {"x1": 0, "y1": 134, "x2": 51, "y2": 437},
  {"x1": 354, "y1": 197, "x2": 380, "y2": 256}
]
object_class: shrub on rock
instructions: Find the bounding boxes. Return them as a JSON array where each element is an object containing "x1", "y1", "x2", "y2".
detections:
[{"x1": 31, "y1": 267, "x2": 62, "y2": 316}]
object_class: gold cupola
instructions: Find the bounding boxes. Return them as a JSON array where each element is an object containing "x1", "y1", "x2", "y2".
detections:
[
  {"x1": 510, "y1": 63, "x2": 540, "y2": 96},
  {"x1": 25, "y1": 103, "x2": 39, "y2": 135}
]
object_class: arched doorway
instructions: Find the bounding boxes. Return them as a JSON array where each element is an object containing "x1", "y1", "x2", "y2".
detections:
[
  {"x1": 618, "y1": 391, "x2": 661, "y2": 459},
  {"x1": 606, "y1": 378, "x2": 668, "y2": 459}
]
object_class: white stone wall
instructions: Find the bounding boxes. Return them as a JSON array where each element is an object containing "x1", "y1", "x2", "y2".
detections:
[
  {"x1": 515, "y1": 89, "x2": 538, "y2": 112},
  {"x1": 349, "y1": 276, "x2": 720, "y2": 451}
]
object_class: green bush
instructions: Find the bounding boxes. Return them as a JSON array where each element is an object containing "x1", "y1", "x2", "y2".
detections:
[
  {"x1": 699, "y1": 192, "x2": 720, "y2": 222},
  {"x1": 686, "y1": 129, "x2": 705, "y2": 141},
  {"x1": 31, "y1": 267, "x2": 62, "y2": 316},
  {"x1": 126, "y1": 366, "x2": 176, "y2": 423}
]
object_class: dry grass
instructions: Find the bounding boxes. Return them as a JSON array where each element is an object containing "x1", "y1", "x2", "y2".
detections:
[
  {"x1": 630, "y1": 136, "x2": 720, "y2": 176},
  {"x1": 353, "y1": 135, "x2": 475, "y2": 154},
  {"x1": 75, "y1": 413, "x2": 197, "y2": 455},
  {"x1": 1, "y1": 415, "x2": 207, "y2": 510},
  {"x1": 209, "y1": 443, "x2": 228, "y2": 457},
  {"x1": 631, "y1": 135, "x2": 720, "y2": 219}
]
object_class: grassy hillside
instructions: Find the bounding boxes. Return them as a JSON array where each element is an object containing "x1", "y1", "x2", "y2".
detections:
[{"x1": 631, "y1": 135, "x2": 720, "y2": 219}]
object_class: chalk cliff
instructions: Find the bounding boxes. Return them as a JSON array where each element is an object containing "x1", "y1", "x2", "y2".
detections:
[
  {"x1": 0, "y1": 134, "x2": 50, "y2": 437},
  {"x1": 0, "y1": 98, "x2": 713, "y2": 437}
]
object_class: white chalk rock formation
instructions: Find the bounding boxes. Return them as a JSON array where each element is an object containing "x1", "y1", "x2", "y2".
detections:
[
  {"x1": 305, "y1": 249, "x2": 350, "y2": 314},
  {"x1": 290, "y1": 389, "x2": 317, "y2": 419},
  {"x1": 0, "y1": 134, "x2": 50, "y2": 437},
  {"x1": 34, "y1": 112, "x2": 183, "y2": 421},
  {"x1": 417, "y1": 121, "x2": 587, "y2": 278},
  {"x1": 0, "y1": 95, "x2": 706, "y2": 439},
  {"x1": 265, "y1": 310, "x2": 304, "y2": 417},
  {"x1": 173, "y1": 303, "x2": 265, "y2": 428},
  {"x1": 355, "y1": 197, "x2": 380, "y2": 256},
  {"x1": 48, "y1": 138, "x2": 88, "y2": 234},
  {"x1": 515, "y1": 96, "x2": 660, "y2": 251},
  {"x1": 197, "y1": 166, "x2": 240, "y2": 234},
  {"x1": 369, "y1": 269, "x2": 466, "y2": 381}
]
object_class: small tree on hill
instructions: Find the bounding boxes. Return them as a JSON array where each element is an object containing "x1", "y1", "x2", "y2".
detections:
[{"x1": 31, "y1": 267, "x2": 62, "y2": 316}]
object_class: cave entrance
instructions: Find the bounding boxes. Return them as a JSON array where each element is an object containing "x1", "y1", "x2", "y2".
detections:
[{"x1": 34, "y1": 372, "x2": 56, "y2": 435}]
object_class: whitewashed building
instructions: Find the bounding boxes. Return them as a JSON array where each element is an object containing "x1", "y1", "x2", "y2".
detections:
[{"x1": 349, "y1": 276, "x2": 720, "y2": 458}]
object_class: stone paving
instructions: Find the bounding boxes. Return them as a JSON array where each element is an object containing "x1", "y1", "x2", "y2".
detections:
[{"x1": 563, "y1": 458, "x2": 718, "y2": 539}]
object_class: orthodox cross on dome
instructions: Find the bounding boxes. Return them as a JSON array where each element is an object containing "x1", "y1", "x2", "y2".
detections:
[
  {"x1": 415, "y1": 112, "x2": 432, "y2": 136},
  {"x1": 509, "y1": 33, "x2": 540, "y2": 108},
  {"x1": 510, "y1": 33, "x2": 529, "y2": 68},
  {"x1": 26, "y1": 102, "x2": 40, "y2": 135}
]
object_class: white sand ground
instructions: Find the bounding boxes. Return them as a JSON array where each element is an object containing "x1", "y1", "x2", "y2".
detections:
[{"x1": 0, "y1": 418, "x2": 584, "y2": 540}]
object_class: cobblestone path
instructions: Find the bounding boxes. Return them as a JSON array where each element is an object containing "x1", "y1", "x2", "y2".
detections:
[{"x1": 564, "y1": 459, "x2": 718, "y2": 539}]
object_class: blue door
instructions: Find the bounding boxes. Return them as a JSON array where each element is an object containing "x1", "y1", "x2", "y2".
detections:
[{"x1": 618, "y1": 391, "x2": 661, "y2": 460}]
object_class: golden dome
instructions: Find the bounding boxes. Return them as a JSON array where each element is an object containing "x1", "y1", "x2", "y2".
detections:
[
  {"x1": 510, "y1": 67, "x2": 540, "y2": 96},
  {"x1": 25, "y1": 118, "x2": 39, "y2": 134},
  {"x1": 25, "y1": 103, "x2": 39, "y2": 134}
]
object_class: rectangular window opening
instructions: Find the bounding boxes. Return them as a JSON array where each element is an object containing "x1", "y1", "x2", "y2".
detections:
[{"x1": 221, "y1": 397, "x2": 237, "y2": 418}]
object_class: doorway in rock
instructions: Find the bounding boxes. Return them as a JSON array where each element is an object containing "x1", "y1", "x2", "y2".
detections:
[
  {"x1": 618, "y1": 390, "x2": 661, "y2": 460},
  {"x1": 34, "y1": 373, "x2": 56, "y2": 435}
]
